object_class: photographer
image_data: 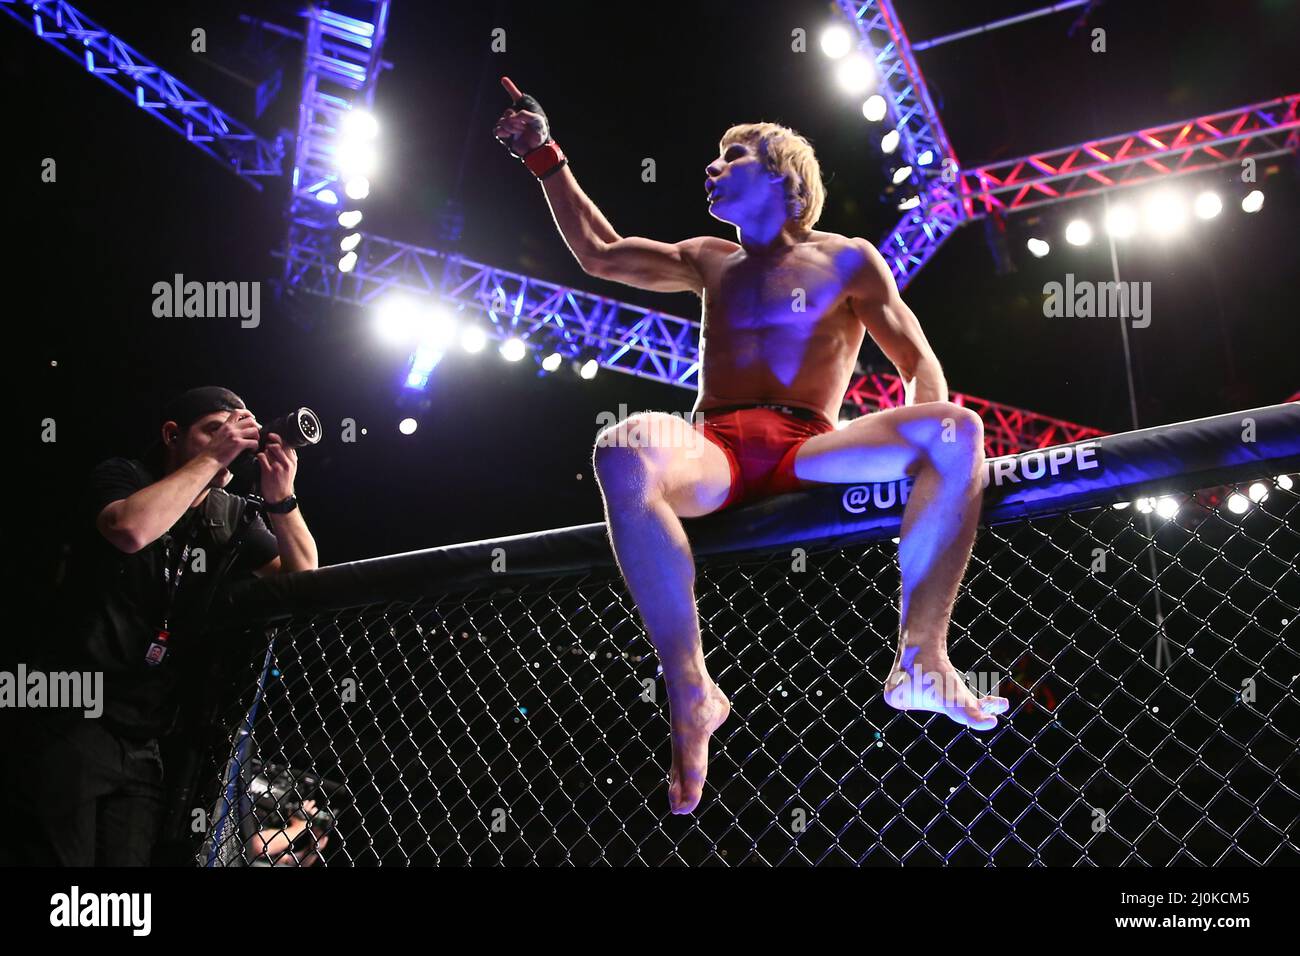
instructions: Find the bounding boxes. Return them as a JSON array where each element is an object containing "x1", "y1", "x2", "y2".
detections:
[{"x1": 2, "y1": 386, "x2": 319, "y2": 867}]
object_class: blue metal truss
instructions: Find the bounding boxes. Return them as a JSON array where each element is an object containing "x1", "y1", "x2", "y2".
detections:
[
  {"x1": 0, "y1": 0, "x2": 283, "y2": 189},
  {"x1": 277, "y1": 232, "x2": 703, "y2": 390},
  {"x1": 834, "y1": 0, "x2": 967, "y2": 289},
  {"x1": 282, "y1": 1, "x2": 391, "y2": 291}
]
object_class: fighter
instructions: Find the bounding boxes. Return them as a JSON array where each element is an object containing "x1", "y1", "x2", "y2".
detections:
[{"x1": 494, "y1": 77, "x2": 1008, "y2": 815}]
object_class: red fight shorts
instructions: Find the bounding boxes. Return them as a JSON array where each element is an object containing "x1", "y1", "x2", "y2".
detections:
[{"x1": 698, "y1": 403, "x2": 836, "y2": 512}]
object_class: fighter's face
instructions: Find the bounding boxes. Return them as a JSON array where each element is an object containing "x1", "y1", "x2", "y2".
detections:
[{"x1": 704, "y1": 141, "x2": 784, "y2": 225}]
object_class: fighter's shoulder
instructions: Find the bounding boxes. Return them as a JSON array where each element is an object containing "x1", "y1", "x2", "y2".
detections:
[
  {"x1": 677, "y1": 235, "x2": 740, "y2": 262},
  {"x1": 815, "y1": 233, "x2": 893, "y2": 299},
  {"x1": 811, "y1": 230, "x2": 876, "y2": 256}
]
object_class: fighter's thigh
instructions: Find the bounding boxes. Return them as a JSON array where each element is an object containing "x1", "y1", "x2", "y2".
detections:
[
  {"x1": 595, "y1": 412, "x2": 732, "y2": 517},
  {"x1": 792, "y1": 401, "x2": 970, "y2": 485}
]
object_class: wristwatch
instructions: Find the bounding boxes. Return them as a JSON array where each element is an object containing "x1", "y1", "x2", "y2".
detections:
[{"x1": 265, "y1": 494, "x2": 299, "y2": 515}]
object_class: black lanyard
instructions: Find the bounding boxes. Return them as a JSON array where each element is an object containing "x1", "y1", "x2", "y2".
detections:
[
  {"x1": 160, "y1": 515, "x2": 202, "y2": 630},
  {"x1": 146, "y1": 513, "x2": 202, "y2": 667}
]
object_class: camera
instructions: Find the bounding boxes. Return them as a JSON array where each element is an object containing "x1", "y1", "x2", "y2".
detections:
[{"x1": 232, "y1": 406, "x2": 322, "y2": 472}]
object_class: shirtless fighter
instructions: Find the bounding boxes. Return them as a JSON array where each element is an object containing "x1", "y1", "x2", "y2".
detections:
[{"x1": 495, "y1": 77, "x2": 1008, "y2": 815}]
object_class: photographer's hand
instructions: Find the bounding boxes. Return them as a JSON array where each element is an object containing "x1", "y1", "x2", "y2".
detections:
[
  {"x1": 256, "y1": 434, "x2": 297, "y2": 503},
  {"x1": 253, "y1": 433, "x2": 319, "y2": 574}
]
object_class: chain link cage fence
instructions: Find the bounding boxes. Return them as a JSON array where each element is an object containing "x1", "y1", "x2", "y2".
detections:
[{"x1": 194, "y1": 404, "x2": 1300, "y2": 866}]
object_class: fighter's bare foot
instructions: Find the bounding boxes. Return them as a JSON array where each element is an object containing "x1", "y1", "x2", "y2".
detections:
[
  {"x1": 883, "y1": 644, "x2": 1008, "y2": 731},
  {"x1": 666, "y1": 682, "x2": 731, "y2": 815}
]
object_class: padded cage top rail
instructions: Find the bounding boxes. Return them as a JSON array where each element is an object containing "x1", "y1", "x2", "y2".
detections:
[{"x1": 221, "y1": 403, "x2": 1300, "y2": 621}]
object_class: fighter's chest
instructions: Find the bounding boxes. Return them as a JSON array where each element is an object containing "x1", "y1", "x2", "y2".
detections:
[{"x1": 710, "y1": 254, "x2": 849, "y2": 330}]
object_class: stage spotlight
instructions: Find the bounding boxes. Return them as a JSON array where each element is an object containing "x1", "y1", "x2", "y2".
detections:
[
  {"x1": 880, "y1": 129, "x2": 900, "y2": 154},
  {"x1": 398, "y1": 417, "x2": 417, "y2": 436},
  {"x1": 340, "y1": 232, "x2": 361, "y2": 252},
  {"x1": 579, "y1": 358, "x2": 599, "y2": 380},
  {"x1": 1135, "y1": 497, "x2": 1155, "y2": 514},
  {"x1": 820, "y1": 25, "x2": 853, "y2": 58},
  {"x1": 1064, "y1": 219, "x2": 1093, "y2": 246},
  {"x1": 345, "y1": 177, "x2": 371, "y2": 200},
  {"x1": 862, "y1": 94, "x2": 888, "y2": 122},
  {"x1": 460, "y1": 325, "x2": 487, "y2": 353},
  {"x1": 916, "y1": 149, "x2": 934, "y2": 166},
  {"x1": 316, "y1": 189, "x2": 339, "y2": 205},
  {"x1": 1248, "y1": 481, "x2": 1269, "y2": 503},
  {"x1": 1143, "y1": 190, "x2": 1187, "y2": 237},
  {"x1": 1193, "y1": 191, "x2": 1222, "y2": 220},
  {"x1": 1155, "y1": 496, "x2": 1180, "y2": 519},
  {"x1": 501, "y1": 337, "x2": 527, "y2": 362},
  {"x1": 1242, "y1": 189, "x2": 1264, "y2": 213},
  {"x1": 1111, "y1": 501, "x2": 1131, "y2": 510},
  {"x1": 338, "y1": 251, "x2": 357, "y2": 273},
  {"x1": 542, "y1": 351, "x2": 563, "y2": 372},
  {"x1": 417, "y1": 308, "x2": 457, "y2": 351},
  {"x1": 376, "y1": 296, "x2": 419, "y2": 344},
  {"x1": 1026, "y1": 237, "x2": 1050, "y2": 258},
  {"x1": 892, "y1": 165, "x2": 914, "y2": 185},
  {"x1": 1226, "y1": 492, "x2": 1249, "y2": 514},
  {"x1": 336, "y1": 141, "x2": 378, "y2": 179},
  {"x1": 1277, "y1": 474, "x2": 1294, "y2": 491},
  {"x1": 337, "y1": 209, "x2": 363, "y2": 229},
  {"x1": 1105, "y1": 204, "x2": 1138, "y2": 239},
  {"x1": 340, "y1": 109, "x2": 379, "y2": 141},
  {"x1": 897, "y1": 195, "x2": 920, "y2": 211},
  {"x1": 836, "y1": 54, "x2": 875, "y2": 94}
]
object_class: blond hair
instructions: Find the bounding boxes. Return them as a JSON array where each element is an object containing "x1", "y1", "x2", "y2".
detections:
[{"x1": 719, "y1": 122, "x2": 825, "y2": 233}]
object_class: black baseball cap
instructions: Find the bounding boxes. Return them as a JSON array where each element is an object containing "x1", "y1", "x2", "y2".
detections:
[
  {"x1": 159, "y1": 386, "x2": 247, "y2": 430},
  {"x1": 142, "y1": 386, "x2": 248, "y2": 470}
]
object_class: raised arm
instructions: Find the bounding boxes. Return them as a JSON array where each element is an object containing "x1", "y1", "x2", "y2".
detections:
[
  {"x1": 848, "y1": 238, "x2": 948, "y2": 406},
  {"x1": 96, "y1": 410, "x2": 260, "y2": 553},
  {"x1": 494, "y1": 76, "x2": 707, "y2": 295}
]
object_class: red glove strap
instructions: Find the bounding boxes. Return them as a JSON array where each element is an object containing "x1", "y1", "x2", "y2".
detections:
[{"x1": 523, "y1": 141, "x2": 566, "y2": 179}]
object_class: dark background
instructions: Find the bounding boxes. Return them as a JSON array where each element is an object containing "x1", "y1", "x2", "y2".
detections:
[{"x1": 5, "y1": 0, "x2": 1298, "y2": 602}]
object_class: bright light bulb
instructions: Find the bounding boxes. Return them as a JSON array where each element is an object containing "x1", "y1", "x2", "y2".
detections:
[
  {"x1": 1105, "y1": 204, "x2": 1138, "y2": 239},
  {"x1": 820, "y1": 26, "x2": 853, "y2": 58},
  {"x1": 1064, "y1": 219, "x2": 1093, "y2": 246},
  {"x1": 1193, "y1": 191, "x2": 1222, "y2": 220},
  {"x1": 340, "y1": 110, "x2": 379, "y2": 140},
  {"x1": 836, "y1": 54, "x2": 876, "y2": 95},
  {"x1": 1143, "y1": 191, "x2": 1187, "y2": 237}
]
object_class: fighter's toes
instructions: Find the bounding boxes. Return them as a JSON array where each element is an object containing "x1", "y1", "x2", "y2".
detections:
[{"x1": 960, "y1": 695, "x2": 1008, "y2": 731}]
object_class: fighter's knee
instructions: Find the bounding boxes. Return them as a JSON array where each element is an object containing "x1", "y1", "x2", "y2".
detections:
[
  {"x1": 593, "y1": 426, "x2": 656, "y2": 496},
  {"x1": 925, "y1": 404, "x2": 984, "y2": 463}
]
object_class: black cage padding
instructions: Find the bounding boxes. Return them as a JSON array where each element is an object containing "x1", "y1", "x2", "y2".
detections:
[{"x1": 220, "y1": 403, "x2": 1300, "y2": 620}]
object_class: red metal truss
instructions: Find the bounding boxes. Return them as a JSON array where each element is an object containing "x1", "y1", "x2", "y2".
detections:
[
  {"x1": 843, "y1": 372, "x2": 1107, "y2": 456},
  {"x1": 961, "y1": 94, "x2": 1300, "y2": 218}
]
